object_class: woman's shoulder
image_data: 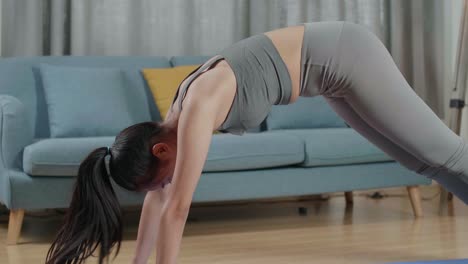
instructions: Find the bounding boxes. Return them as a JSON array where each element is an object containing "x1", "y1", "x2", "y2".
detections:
[
  {"x1": 166, "y1": 59, "x2": 236, "y2": 121},
  {"x1": 186, "y1": 66, "x2": 234, "y2": 105}
]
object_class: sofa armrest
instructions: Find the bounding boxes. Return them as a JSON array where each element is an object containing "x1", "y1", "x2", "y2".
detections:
[{"x1": 0, "y1": 95, "x2": 34, "y2": 170}]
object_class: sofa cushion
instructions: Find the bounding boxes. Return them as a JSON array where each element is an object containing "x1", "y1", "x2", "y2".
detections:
[
  {"x1": 266, "y1": 96, "x2": 348, "y2": 130},
  {"x1": 39, "y1": 64, "x2": 141, "y2": 137},
  {"x1": 24, "y1": 132, "x2": 304, "y2": 176},
  {"x1": 0, "y1": 56, "x2": 167, "y2": 139},
  {"x1": 23, "y1": 137, "x2": 116, "y2": 176},
  {"x1": 204, "y1": 132, "x2": 304, "y2": 171},
  {"x1": 265, "y1": 128, "x2": 393, "y2": 167}
]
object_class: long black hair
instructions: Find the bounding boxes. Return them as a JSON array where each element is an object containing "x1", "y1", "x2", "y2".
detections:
[{"x1": 45, "y1": 121, "x2": 170, "y2": 264}]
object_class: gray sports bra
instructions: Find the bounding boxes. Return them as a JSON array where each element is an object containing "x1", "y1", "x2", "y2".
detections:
[{"x1": 170, "y1": 33, "x2": 292, "y2": 136}]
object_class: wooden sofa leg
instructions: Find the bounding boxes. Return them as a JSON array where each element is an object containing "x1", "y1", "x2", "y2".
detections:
[
  {"x1": 406, "y1": 186, "x2": 423, "y2": 217},
  {"x1": 447, "y1": 192, "x2": 454, "y2": 200},
  {"x1": 7, "y1": 209, "x2": 25, "y2": 245},
  {"x1": 345, "y1": 191, "x2": 353, "y2": 204}
]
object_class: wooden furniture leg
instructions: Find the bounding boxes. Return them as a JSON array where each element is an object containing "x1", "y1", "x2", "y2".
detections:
[
  {"x1": 7, "y1": 209, "x2": 25, "y2": 245},
  {"x1": 407, "y1": 186, "x2": 423, "y2": 217},
  {"x1": 345, "y1": 191, "x2": 354, "y2": 204}
]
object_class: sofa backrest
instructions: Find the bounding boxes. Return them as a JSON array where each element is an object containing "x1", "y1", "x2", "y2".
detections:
[
  {"x1": 265, "y1": 96, "x2": 348, "y2": 130},
  {"x1": 0, "y1": 56, "x2": 170, "y2": 138}
]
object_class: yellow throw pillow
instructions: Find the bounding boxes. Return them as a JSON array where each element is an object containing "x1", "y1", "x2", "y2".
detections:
[
  {"x1": 142, "y1": 65, "x2": 221, "y2": 134},
  {"x1": 142, "y1": 65, "x2": 198, "y2": 119}
]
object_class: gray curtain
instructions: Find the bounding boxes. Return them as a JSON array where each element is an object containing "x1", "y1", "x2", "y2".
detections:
[
  {"x1": 0, "y1": 0, "x2": 449, "y2": 119},
  {"x1": 388, "y1": 0, "x2": 447, "y2": 120}
]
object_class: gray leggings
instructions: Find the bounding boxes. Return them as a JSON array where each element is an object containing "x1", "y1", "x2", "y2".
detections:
[{"x1": 300, "y1": 21, "x2": 468, "y2": 204}]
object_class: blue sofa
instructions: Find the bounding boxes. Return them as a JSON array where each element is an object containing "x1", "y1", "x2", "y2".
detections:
[{"x1": 0, "y1": 56, "x2": 432, "y2": 244}]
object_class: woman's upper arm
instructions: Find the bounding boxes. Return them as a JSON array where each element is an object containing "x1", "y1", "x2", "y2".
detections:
[{"x1": 166, "y1": 95, "x2": 217, "y2": 214}]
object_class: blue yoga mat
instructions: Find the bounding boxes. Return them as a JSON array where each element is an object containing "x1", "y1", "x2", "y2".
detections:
[{"x1": 387, "y1": 259, "x2": 468, "y2": 264}]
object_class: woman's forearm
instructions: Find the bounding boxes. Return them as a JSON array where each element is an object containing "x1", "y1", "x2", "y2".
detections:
[
  {"x1": 156, "y1": 208, "x2": 189, "y2": 264},
  {"x1": 155, "y1": 96, "x2": 215, "y2": 263},
  {"x1": 133, "y1": 190, "x2": 166, "y2": 264}
]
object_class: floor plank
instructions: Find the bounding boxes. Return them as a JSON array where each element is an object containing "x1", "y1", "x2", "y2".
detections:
[{"x1": 0, "y1": 185, "x2": 467, "y2": 264}]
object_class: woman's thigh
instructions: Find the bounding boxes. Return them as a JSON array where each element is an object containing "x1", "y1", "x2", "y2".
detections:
[
  {"x1": 301, "y1": 21, "x2": 465, "y2": 173},
  {"x1": 323, "y1": 96, "x2": 427, "y2": 173},
  {"x1": 300, "y1": 21, "x2": 468, "y2": 204}
]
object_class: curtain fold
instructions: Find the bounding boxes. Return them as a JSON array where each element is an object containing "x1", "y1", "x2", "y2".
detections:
[
  {"x1": 68, "y1": 0, "x2": 250, "y2": 56},
  {"x1": 249, "y1": 0, "x2": 388, "y2": 42},
  {"x1": 388, "y1": 0, "x2": 447, "y2": 119},
  {"x1": 0, "y1": 0, "x2": 450, "y2": 120}
]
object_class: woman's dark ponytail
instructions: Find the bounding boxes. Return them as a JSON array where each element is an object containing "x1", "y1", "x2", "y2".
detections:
[
  {"x1": 45, "y1": 146, "x2": 123, "y2": 264},
  {"x1": 45, "y1": 121, "x2": 169, "y2": 263}
]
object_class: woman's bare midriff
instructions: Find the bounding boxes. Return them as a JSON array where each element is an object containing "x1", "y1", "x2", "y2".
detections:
[{"x1": 264, "y1": 24, "x2": 305, "y2": 104}]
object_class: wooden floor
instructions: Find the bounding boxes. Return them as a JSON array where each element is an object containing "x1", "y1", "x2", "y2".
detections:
[{"x1": 0, "y1": 185, "x2": 467, "y2": 264}]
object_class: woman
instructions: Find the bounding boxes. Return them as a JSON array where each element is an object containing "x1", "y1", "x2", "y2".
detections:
[{"x1": 45, "y1": 21, "x2": 468, "y2": 264}]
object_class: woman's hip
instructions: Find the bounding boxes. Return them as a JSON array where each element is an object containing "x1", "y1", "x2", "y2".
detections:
[{"x1": 300, "y1": 21, "x2": 386, "y2": 98}]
